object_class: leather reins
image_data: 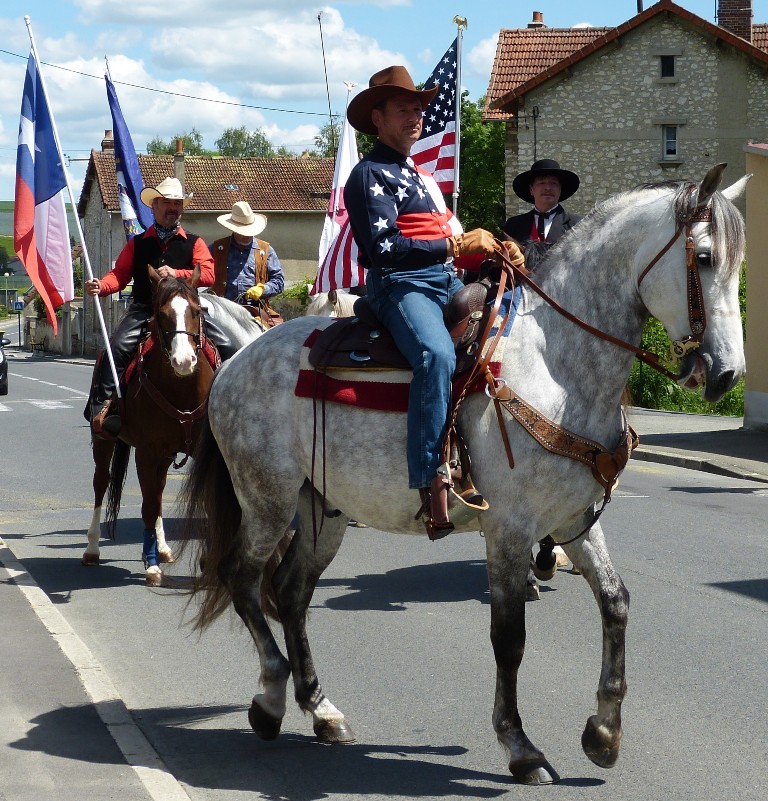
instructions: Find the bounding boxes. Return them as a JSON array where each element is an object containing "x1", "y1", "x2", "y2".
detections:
[
  {"x1": 136, "y1": 313, "x2": 209, "y2": 469},
  {"x1": 456, "y1": 193, "x2": 714, "y2": 542}
]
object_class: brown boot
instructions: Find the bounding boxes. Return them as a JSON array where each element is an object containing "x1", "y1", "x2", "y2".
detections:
[
  {"x1": 417, "y1": 474, "x2": 455, "y2": 541},
  {"x1": 91, "y1": 400, "x2": 121, "y2": 439}
]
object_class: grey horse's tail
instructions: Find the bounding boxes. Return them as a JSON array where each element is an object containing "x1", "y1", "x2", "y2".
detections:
[{"x1": 177, "y1": 413, "x2": 242, "y2": 630}]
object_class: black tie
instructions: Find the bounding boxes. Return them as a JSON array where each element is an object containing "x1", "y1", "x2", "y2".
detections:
[{"x1": 536, "y1": 212, "x2": 547, "y2": 241}]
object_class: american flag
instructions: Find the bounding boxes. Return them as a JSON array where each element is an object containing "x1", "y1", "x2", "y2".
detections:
[{"x1": 410, "y1": 38, "x2": 458, "y2": 193}]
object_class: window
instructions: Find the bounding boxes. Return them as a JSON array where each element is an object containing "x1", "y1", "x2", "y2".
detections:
[
  {"x1": 663, "y1": 126, "x2": 678, "y2": 159},
  {"x1": 660, "y1": 55, "x2": 675, "y2": 78}
]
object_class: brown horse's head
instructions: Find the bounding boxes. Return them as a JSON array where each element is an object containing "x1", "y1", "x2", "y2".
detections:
[{"x1": 148, "y1": 265, "x2": 203, "y2": 376}]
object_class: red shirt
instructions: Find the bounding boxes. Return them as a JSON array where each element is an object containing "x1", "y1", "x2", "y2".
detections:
[{"x1": 97, "y1": 225, "x2": 215, "y2": 296}]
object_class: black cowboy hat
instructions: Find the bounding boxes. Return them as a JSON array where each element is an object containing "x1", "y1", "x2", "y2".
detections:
[
  {"x1": 512, "y1": 158, "x2": 580, "y2": 204},
  {"x1": 347, "y1": 65, "x2": 439, "y2": 135}
]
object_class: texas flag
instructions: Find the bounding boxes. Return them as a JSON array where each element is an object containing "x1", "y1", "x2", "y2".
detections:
[{"x1": 14, "y1": 52, "x2": 73, "y2": 334}]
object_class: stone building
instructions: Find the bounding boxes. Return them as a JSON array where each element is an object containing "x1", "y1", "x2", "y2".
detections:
[{"x1": 484, "y1": 0, "x2": 768, "y2": 218}]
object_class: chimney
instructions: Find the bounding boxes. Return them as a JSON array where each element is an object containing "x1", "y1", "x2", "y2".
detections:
[
  {"x1": 717, "y1": 0, "x2": 753, "y2": 43},
  {"x1": 174, "y1": 138, "x2": 185, "y2": 187},
  {"x1": 528, "y1": 10, "x2": 546, "y2": 29},
  {"x1": 101, "y1": 129, "x2": 114, "y2": 151}
]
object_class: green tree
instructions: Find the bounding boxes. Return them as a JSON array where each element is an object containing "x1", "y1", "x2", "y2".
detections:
[
  {"x1": 455, "y1": 93, "x2": 506, "y2": 232},
  {"x1": 146, "y1": 128, "x2": 208, "y2": 155},
  {"x1": 215, "y1": 126, "x2": 275, "y2": 157},
  {"x1": 311, "y1": 120, "x2": 340, "y2": 158},
  {"x1": 0, "y1": 246, "x2": 7, "y2": 269}
]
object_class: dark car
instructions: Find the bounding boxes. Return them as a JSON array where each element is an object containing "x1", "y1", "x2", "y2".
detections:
[{"x1": 0, "y1": 334, "x2": 9, "y2": 395}]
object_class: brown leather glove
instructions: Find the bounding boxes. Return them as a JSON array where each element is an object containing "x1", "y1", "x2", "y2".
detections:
[
  {"x1": 448, "y1": 228, "x2": 496, "y2": 258},
  {"x1": 500, "y1": 239, "x2": 525, "y2": 268}
]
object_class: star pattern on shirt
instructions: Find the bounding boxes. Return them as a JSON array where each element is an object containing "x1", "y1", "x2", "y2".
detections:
[
  {"x1": 370, "y1": 182, "x2": 385, "y2": 196},
  {"x1": 380, "y1": 239, "x2": 393, "y2": 252},
  {"x1": 395, "y1": 186, "x2": 409, "y2": 202},
  {"x1": 374, "y1": 216, "x2": 388, "y2": 231}
]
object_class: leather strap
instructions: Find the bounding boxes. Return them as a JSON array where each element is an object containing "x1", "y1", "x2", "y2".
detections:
[{"x1": 492, "y1": 382, "x2": 638, "y2": 501}]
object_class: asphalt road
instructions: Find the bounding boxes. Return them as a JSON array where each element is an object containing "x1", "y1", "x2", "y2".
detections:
[{"x1": 1, "y1": 354, "x2": 766, "y2": 801}]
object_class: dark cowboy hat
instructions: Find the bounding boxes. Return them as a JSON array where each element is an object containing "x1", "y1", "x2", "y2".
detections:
[
  {"x1": 346, "y1": 65, "x2": 439, "y2": 135},
  {"x1": 512, "y1": 158, "x2": 580, "y2": 204}
]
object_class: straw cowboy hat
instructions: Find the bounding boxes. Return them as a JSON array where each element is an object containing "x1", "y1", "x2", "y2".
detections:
[
  {"x1": 217, "y1": 201, "x2": 268, "y2": 237},
  {"x1": 140, "y1": 176, "x2": 192, "y2": 207},
  {"x1": 512, "y1": 159, "x2": 580, "y2": 204},
  {"x1": 347, "y1": 65, "x2": 439, "y2": 135}
]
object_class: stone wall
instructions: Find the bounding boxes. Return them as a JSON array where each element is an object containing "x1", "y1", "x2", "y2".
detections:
[{"x1": 505, "y1": 17, "x2": 767, "y2": 219}]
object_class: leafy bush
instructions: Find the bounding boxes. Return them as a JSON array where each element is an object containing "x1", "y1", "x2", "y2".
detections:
[{"x1": 271, "y1": 278, "x2": 313, "y2": 321}]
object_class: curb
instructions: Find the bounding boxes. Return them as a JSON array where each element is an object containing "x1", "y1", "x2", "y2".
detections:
[
  {"x1": 632, "y1": 447, "x2": 768, "y2": 484},
  {"x1": 0, "y1": 537, "x2": 192, "y2": 801}
]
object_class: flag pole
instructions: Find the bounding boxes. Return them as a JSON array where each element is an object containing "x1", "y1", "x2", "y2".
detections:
[
  {"x1": 24, "y1": 16, "x2": 121, "y2": 398},
  {"x1": 452, "y1": 15, "x2": 468, "y2": 216}
]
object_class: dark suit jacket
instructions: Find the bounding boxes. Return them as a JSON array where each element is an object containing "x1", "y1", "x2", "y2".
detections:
[{"x1": 502, "y1": 206, "x2": 582, "y2": 245}]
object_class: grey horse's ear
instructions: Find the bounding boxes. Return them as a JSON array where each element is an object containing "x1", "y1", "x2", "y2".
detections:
[
  {"x1": 696, "y1": 163, "x2": 727, "y2": 209},
  {"x1": 721, "y1": 174, "x2": 752, "y2": 203}
]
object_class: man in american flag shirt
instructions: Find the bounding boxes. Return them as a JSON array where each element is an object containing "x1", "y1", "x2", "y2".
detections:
[{"x1": 345, "y1": 65, "x2": 520, "y2": 538}]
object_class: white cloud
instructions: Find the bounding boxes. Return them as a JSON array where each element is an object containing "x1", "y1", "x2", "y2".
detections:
[{"x1": 465, "y1": 33, "x2": 498, "y2": 97}]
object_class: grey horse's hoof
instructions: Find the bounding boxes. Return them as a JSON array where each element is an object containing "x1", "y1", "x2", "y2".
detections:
[
  {"x1": 582, "y1": 715, "x2": 621, "y2": 768},
  {"x1": 81, "y1": 552, "x2": 100, "y2": 566},
  {"x1": 248, "y1": 701, "x2": 282, "y2": 740},
  {"x1": 510, "y1": 760, "x2": 560, "y2": 785},
  {"x1": 313, "y1": 718, "x2": 357, "y2": 744}
]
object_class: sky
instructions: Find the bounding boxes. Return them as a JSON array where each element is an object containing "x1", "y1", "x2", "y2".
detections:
[{"x1": 0, "y1": 0, "x2": 765, "y2": 201}]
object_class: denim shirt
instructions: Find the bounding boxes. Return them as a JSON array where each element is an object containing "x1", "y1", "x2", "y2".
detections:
[{"x1": 216, "y1": 236, "x2": 285, "y2": 301}]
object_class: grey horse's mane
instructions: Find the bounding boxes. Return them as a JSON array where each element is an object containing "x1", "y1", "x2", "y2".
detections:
[
  {"x1": 200, "y1": 292, "x2": 259, "y2": 326},
  {"x1": 548, "y1": 180, "x2": 744, "y2": 279}
]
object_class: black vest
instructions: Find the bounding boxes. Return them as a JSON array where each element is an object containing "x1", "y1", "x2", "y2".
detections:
[{"x1": 131, "y1": 232, "x2": 198, "y2": 305}]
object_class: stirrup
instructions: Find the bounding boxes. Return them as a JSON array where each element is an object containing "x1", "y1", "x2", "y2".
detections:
[
  {"x1": 91, "y1": 400, "x2": 121, "y2": 439},
  {"x1": 417, "y1": 474, "x2": 455, "y2": 541}
]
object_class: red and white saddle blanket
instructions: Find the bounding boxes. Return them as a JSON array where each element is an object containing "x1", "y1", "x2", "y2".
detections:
[{"x1": 294, "y1": 327, "x2": 503, "y2": 413}]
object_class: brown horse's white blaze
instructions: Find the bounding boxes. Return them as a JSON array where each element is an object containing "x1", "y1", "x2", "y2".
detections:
[{"x1": 168, "y1": 295, "x2": 199, "y2": 375}]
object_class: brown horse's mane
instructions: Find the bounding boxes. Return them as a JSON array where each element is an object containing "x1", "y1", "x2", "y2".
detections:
[{"x1": 152, "y1": 276, "x2": 201, "y2": 314}]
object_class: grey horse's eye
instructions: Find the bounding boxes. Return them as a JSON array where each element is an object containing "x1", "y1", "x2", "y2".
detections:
[{"x1": 696, "y1": 251, "x2": 712, "y2": 268}]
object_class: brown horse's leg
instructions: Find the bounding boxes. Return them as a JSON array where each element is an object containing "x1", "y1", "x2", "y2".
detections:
[
  {"x1": 134, "y1": 450, "x2": 172, "y2": 586},
  {"x1": 486, "y1": 533, "x2": 560, "y2": 784},
  {"x1": 83, "y1": 438, "x2": 115, "y2": 565}
]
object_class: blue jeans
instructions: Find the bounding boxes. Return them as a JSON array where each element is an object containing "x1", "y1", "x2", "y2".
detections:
[{"x1": 366, "y1": 264, "x2": 460, "y2": 488}]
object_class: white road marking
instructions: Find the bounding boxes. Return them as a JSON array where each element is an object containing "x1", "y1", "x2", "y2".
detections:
[
  {"x1": 9, "y1": 373, "x2": 87, "y2": 396},
  {"x1": 28, "y1": 400, "x2": 73, "y2": 410},
  {"x1": 0, "y1": 403, "x2": 10, "y2": 412}
]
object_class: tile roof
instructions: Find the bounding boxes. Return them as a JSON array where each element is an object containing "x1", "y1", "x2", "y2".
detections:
[
  {"x1": 484, "y1": 0, "x2": 768, "y2": 121},
  {"x1": 484, "y1": 27, "x2": 610, "y2": 120},
  {"x1": 78, "y1": 151, "x2": 334, "y2": 216}
]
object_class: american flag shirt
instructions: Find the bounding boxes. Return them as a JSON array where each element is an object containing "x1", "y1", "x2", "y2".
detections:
[{"x1": 344, "y1": 140, "x2": 458, "y2": 273}]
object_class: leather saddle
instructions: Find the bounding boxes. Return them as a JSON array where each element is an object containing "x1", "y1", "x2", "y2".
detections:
[{"x1": 308, "y1": 272, "x2": 496, "y2": 376}]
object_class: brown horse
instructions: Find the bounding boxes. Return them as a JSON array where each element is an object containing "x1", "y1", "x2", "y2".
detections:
[{"x1": 83, "y1": 266, "x2": 219, "y2": 585}]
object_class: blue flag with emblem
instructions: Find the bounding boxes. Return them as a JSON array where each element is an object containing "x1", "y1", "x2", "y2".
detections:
[{"x1": 105, "y1": 75, "x2": 152, "y2": 239}]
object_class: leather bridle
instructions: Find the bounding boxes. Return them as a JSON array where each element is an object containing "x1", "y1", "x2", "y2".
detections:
[{"x1": 497, "y1": 189, "x2": 713, "y2": 380}]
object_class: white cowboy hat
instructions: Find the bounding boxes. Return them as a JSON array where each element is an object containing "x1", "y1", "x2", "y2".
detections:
[
  {"x1": 217, "y1": 201, "x2": 268, "y2": 237},
  {"x1": 140, "y1": 177, "x2": 192, "y2": 207}
]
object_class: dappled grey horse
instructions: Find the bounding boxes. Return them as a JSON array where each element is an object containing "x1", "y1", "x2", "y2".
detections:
[{"x1": 178, "y1": 165, "x2": 747, "y2": 783}]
